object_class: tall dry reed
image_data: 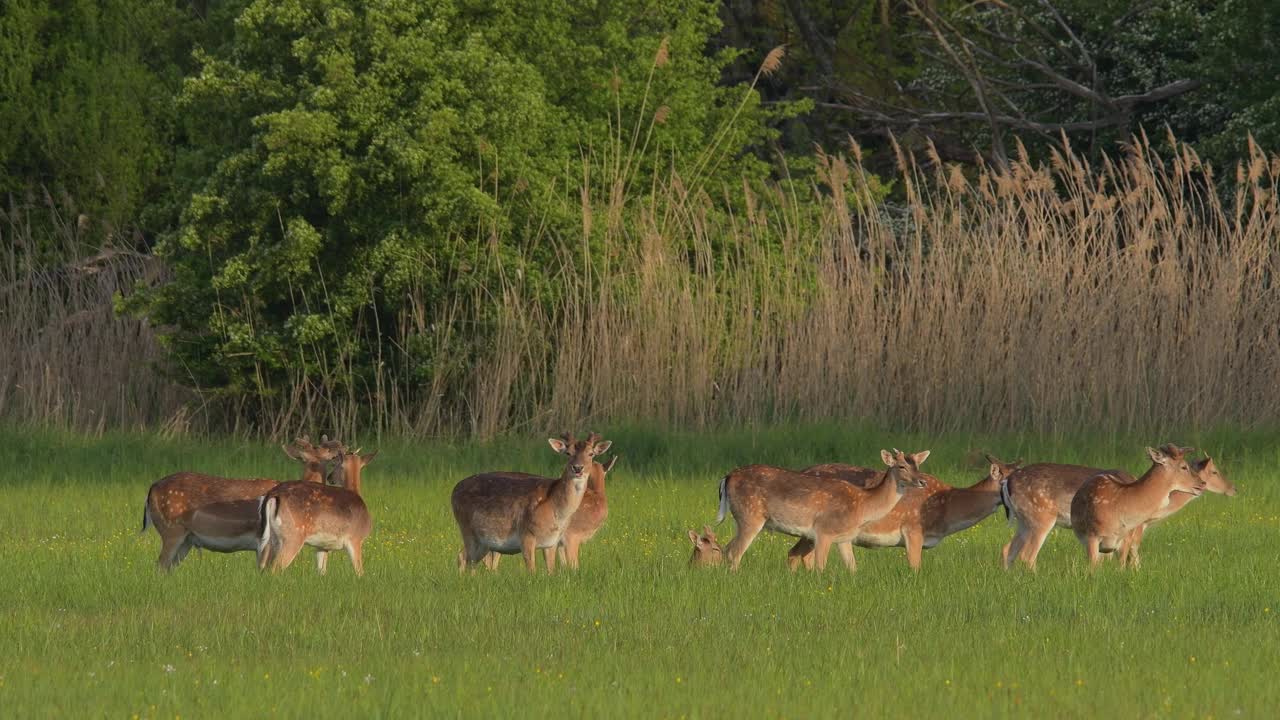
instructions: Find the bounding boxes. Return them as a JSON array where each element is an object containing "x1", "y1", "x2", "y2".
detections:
[{"x1": 3, "y1": 130, "x2": 1277, "y2": 439}]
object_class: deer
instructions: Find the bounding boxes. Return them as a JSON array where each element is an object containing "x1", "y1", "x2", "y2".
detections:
[
  {"x1": 688, "y1": 526, "x2": 724, "y2": 567},
  {"x1": 716, "y1": 449, "x2": 930, "y2": 572},
  {"x1": 785, "y1": 455, "x2": 1019, "y2": 571},
  {"x1": 479, "y1": 455, "x2": 619, "y2": 571},
  {"x1": 257, "y1": 448, "x2": 377, "y2": 576},
  {"x1": 1070, "y1": 445, "x2": 1206, "y2": 570},
  {"x1": 1117, "y1": 455, "x2": 1236, "y2": 568},
  {"x1": 999, "y1": 462, "x2": 1110, "y2": 571},
  {"x1": 451, "y1": 432, "x2": 611, "y2": 574},
  {"x1": 140, "y1": 436, "x2": 343, "y2": 571}
]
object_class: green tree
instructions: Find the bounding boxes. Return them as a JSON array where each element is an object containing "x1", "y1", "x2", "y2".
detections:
[{"x1": 134, "y1": 0, "x2": 792, "y2": 419}]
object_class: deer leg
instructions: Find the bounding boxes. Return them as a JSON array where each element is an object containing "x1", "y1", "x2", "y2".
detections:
[
  {"x1": 787, "y1": 539, "x2": 813, "y2": 572},
  {"x1": 724, "y1": 517, "x2": 765, "y2": 571},
  {"x1": 156, "y1": 528, "x2": 190, "y2": 572},
  {"x1": 1004, "y1": 519, "x2": 1032, "y2": 570},
  {"x1": 563, "y1": 538, "x2": 582, "y2": 570},
  {"x1": 542, "y1": 546, "x2": 557, "y2": 575},
  {"x1": 316, "y1": 550, "x2": 329, "y2": 575},
  {"x1": 270, "y1": 535, "x2": 306, "y2": 574},
  {"x1": 812, "y1": 534, "x2": 834, "y2": 572},
  {"x1": 484, "y1": 551, "x2": 500, "y2": 570},
  {"x1": 345, "y1": 539, "x2": 365, "y2": 577},
  {"x1": 1127, "y1": 525, "x2": 1146, "y2": 570},
  {"x1": 1085, "y1": 536, "x2": 1103, "y2": 572},
  {"x1": 905, "y1": 527, "x2": 925, "y2": 572},
  {"x1": 1020, "y1": 521, "x2": 1055, "y2": 572},
  {"x1": 837, "y1": 542, "x2": 857, "y2": 573},
  {"x1": 521, "y1": 536, "x2": 538, "y2": 573}
]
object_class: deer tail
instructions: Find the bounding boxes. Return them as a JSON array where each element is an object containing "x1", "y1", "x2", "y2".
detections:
[
  {"x1": 141, "y1": 488, "x2": 154, "y2": 534},
  {"x1": 716, "y1": 475, "x2": 730, "y2": 525},
  {"x1": 257, "y1": 496, "x2": 277, "y2": 559}
]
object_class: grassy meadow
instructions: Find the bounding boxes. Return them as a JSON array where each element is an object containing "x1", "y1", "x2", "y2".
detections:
[{"x1": 1, "y1": 424, "x2": 1277, "y2": 718}]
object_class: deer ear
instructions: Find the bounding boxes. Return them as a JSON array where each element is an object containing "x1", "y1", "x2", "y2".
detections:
[
  {"x1": 592, "y1": 440, "x2": 612, "y2": 456},
  {"x1": 360, "y1": 450, "x2": 378, "y2": 466},
  {"x1": 1146, "y1": 446, "x2": 1169, "y2": 464},
  {"x1": 989, "y1": 463, "x2": 1005, "y2": 481},
  {"x1": 688, "y1": 529, "x2": 700, "y2": 546},
  {"x1": 911, "y1": 450, "x2": 931, "y2": 467},
  {"x1": 282, "y1": 444, "x2": 302, "y2": 461},
  {"x1": 702, "y1": 525, "x2": 716, "y2": 541},
  {"x1": 602, "y1": 456, "x2": 618, "y2": 473},
  {"x1": 548, "y1": 438, "x2": 569, "y2": 454},
  {"x1": 880, "y1": 449, "x2": 895, "y2": 466}
]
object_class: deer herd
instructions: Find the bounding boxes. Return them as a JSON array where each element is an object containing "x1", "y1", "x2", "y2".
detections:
[{"x1": 141, "y1": 432, "x2": 1235, "y2": 577}]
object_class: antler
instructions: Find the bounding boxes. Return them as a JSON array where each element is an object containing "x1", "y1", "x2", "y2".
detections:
[
  {"x1": 586, "y1": 431, "x2": 602, "y2": 446},
  {"x1": 561, "y1": 431, "x2": 575, "y2": 446}
]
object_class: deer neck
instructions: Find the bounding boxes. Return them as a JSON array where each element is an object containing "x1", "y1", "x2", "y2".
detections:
[
  {"x1": 550, "y1": 471, "x2": 589, "y2": 521},
  {"x1": 935, "y1": 484, "x2": 1003, "y2": 532},
  {"x1": 587, "y1": 466, "x2": 607, "y2": 498},
  {"x1": 866, "y1": 471, "x2": 904, "y2": 513},
  {"x1": 1153, "y1": 489, "x2": 1199, "y2": 521},
  {"x1": 341, "y1": 466, "x2": 362, "y2": 495},
  {"x1": 1121, "y1": 464, "x2": 1179, "y2": 518},
  {"x1": 301, "y1": 464, "x2": 325, "y2": 484}
]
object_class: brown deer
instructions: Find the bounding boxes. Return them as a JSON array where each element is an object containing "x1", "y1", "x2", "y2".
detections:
[
  {"x1": 999, "y1": 462, "x2": 1109, "y2": 571},
  {"x1": 478, "y1": 455, "x2": 619, "y2": 571},
  {"x1": 452, "y1": 432, "x2": 611, "y2": 574},
  {"x1": 141, "y1": 436, "x2": 342, "y2": 571},
  {"x1": 688, "y1": 526, "x2": 724, "y2": 567},
  {"x1": 717, "y1": 449, "x2": 930, "y2": 572},
  {"x1": 1117, "y1": 455, "x2": 1236, "y2": 568},
  {"x1": 257, "y1": 448, "x2": 377, "y2": 576},
  {"x1": 1071, "y1": 445, "x2": 1206, "y2": 570},
  {"x1": 786, "y1": 455, "x2": 1019, "y2": 571}
]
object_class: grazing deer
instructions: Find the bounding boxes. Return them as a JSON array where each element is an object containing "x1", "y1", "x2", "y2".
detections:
[
  {"x1": 452, "y1": 432, "x2": 611, "y2": 574},
  {"x1": 717, "y1": 449, "x2": 930, "y2": 572},
  {"x1": 688, "y1": 526, "x2": 724, "y2": 567},
  {"x1": 1070, "y1": 445, "x2": 1206, "y2": 570},
  {"x1": 999, "y1": 462, "x2": 1109, "y2": 571},
  {"x1": 141, "y1": 436, "x2": 342, "y2": 571},
  {"x1": 257, "y1": 448, "x2": 377, "y2": 576},
  {"x1": 1117, "y1": 456, "x2": 1236, "y2": 568},
  {"x1": 786, "y1": 455, "x2": 1019, "y2": 571}
]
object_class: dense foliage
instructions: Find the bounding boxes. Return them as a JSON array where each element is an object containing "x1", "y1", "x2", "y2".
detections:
[{"x1": 1, "y1": 0, "x2": 1277, "y2": 432}]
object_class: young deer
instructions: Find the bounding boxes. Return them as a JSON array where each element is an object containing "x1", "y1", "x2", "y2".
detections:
[
  {"x1": 141, "y1": 436, "x2": 342, "y2": 571},
  {"x1": 999, "y1": 462, "x2": 1108, "y2": 571},
  {"x1": 786, "y1": 456, "x2": 1018, "y2": 571},
  {"x1": 1117, "y1": 456, "x2": 1236, "y2": 568},
  {"x1": 258, "y1": 449, "x2": 377, "y2": 576},
  {"x1": 1071, "y1": 445, "x2": 1206, "y2": 570},
  {"x1": 452, "y1": 432, "x2": 611, "y2": 574},
  {"x1": 717, "y1": 449, "x2": 930, "y2": 572},
  {"x1": 688, "y1": 526, "x2": 724, "y2": 567}
]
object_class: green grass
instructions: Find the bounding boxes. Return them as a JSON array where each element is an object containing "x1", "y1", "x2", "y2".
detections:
[{"x1": 1, "y1": 425, "x2": 1277, "y2": 718}]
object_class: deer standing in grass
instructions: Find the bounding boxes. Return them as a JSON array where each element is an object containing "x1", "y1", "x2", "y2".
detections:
[
  {"x1": 999, "y1": 462, "x2": 1109, "y2": 570},
  {"x1": 717, "y1": 449, "x2": 930, "y2": 572},
  {"x1": 1071, "y1": 445, "x2": 1205, "y2": 570},
  {"x1": 480, "y1": 455, "x2": 619, "y2": 571},
  {"x1": 141, "y1": 436, "x2": 341, "y2": 571},
  {"x1": 688, "y1": 526, "x2": 724, "y2": 567},
  {"x1": 786, "y1": 456, "x2": 1019, "y2": 571},
  {"x1": 1116, "y1": 455, "x2": 1236, "y2": 568},
  {"x1": 258, "y1": 448, "x2": 376, "y2": 576},
  {"x1": 452, "y1": 433, "x2": 611, "y2": 574}
]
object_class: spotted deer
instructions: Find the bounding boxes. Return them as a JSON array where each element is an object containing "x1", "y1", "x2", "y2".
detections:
[
  {"x1": 141, "y1": 436, "x2": 342, "y2": 571},
  {"x1": 716, "y1": 449, "x2": 930, "y2": 572},
  {"x1": 257, "y1": 448, "x2": 377, "y2": 576},
  {"x1": 1117, "y1": 455, "x2": 1236, "y2": 568},
  {"x1": 999, "y1": 462, "x2": 1109, "y2": 570},
  {"x1": 786, "y1": 455, "x2": 1018, "y2": 571},
  {"x1": 688, "y1": 526, "x2": 724, "y2": 567},
  {"x1": 1070, "y1": 445, "x2": 1206, "y2": 570},
  {"x1": 479, "y1": 455, "x2": 619, "y2": 571},
  {"x1": 452, "y1": 433, "x2": 611, "y2": 574}
]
